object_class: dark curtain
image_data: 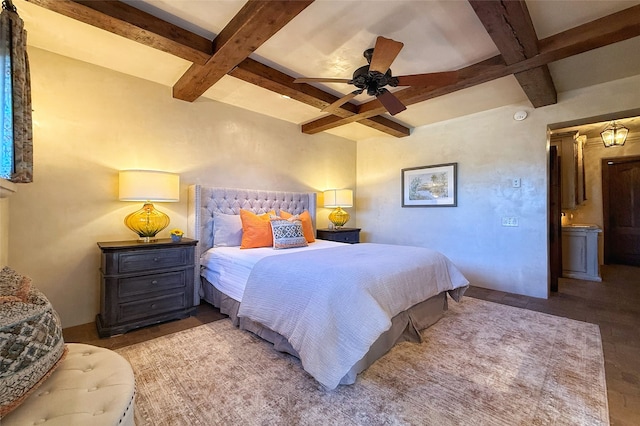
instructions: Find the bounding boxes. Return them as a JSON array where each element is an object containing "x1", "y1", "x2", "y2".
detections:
[{"x1": 1, "y1": 0, "x2": 32, "y2": 183}]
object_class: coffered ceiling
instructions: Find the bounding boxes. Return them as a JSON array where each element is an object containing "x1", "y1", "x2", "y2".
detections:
[{"x1": 14, "y1": 0, "x2": 640, "y2": 141}]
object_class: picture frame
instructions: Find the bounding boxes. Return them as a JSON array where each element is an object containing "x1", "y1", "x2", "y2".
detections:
[{"x1": 401, "y1": 162, "x2": 457, "y2": 207}]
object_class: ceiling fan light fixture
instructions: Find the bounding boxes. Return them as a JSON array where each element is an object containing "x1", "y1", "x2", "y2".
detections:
[
  {"x1": 600, "y1": 121, "x2": 629, "y2": 147},
  {"x1": 295, "y1": 36, "x2": 451, "y2": 116}
]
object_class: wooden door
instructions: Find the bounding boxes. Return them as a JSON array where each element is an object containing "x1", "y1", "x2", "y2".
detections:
[
  {"x1": 549, "y1": 145, "x2": 562, "y2": 292},
  {"x1": 602, "y1": 156, "x2": 640, "y2": 266}
]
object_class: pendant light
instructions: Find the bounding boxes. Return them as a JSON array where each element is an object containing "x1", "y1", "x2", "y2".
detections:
[{"x1": 600, "y1": 121, "x2": 629, "y2": 147}]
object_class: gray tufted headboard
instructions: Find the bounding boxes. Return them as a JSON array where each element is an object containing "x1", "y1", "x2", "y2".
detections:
[{"x1": 187, "y1": 185, "x2": 317, "y2": 304}]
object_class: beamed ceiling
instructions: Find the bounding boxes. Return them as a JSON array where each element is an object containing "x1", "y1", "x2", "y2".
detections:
[{"x1": 16, "y1": 0, "x2": 640, "y2": 141}]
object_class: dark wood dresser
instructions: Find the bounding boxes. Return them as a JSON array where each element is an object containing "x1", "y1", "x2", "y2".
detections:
[
  {"x1": 316, "y1": 228, "x2": 361, "y2": 244},
  {"x1": 96, "y1": 238, "x2": 198, "y2": 337}
]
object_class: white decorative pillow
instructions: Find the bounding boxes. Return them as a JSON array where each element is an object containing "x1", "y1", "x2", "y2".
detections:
[
  {"x1": 0, "y1": 267, "x2": 67, "y2": 416},
  {"x1": 270, "y1": 217, "x2": 308, "y2": 250},
  {"x1": 213, "y1": 212, "x2": 243, "y2": 247}
]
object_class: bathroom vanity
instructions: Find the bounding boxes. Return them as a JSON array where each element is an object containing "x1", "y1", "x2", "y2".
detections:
[{"x1": 561, "y1": 224, "x2": 602, "y2": 282}]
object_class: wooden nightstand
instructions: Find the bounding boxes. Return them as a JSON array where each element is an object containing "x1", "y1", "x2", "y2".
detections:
[
  {"x1": 316, "y1": 228, "x2": 361, "y2": 244},
  {"x1": 96, "y1": 238, "x2": 198, "y2": 337}
]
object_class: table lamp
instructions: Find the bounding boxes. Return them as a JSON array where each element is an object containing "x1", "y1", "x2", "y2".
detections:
[
  {"x1": 119, "y1": 170, "x2": 179, "y2": 242},
  {"x1": 323, "y1": 189, "x2": 353, "y2": 228}
]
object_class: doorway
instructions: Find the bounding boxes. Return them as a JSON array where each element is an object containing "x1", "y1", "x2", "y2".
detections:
[
  {"x1": 602, "y1": 155, "x2": 640, "y2": 266},
  {"x1": 547, "y1": 112, "x2": 640, "y2": 292},
  {"x1": 549, "y1": 145, "x2": 562, "y2": 292}
]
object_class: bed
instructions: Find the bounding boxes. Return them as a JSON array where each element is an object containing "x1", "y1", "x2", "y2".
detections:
[{"x1": 187, "y1": 185, "x2": 469, "y2": 389}]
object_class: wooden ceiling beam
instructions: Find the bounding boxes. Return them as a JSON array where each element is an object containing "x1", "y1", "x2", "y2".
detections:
[
  {"x1": 512, "y1": 67, "x2": 556, "y2": 107},
  {"x1": 230, "y1": 58, "x2": 410, "y2": 138},
  {"x1": 468, "y1": 0, "x2": 556, "y2": 107},
  {"x1": 28, "y1": 0, "x2": 408, "y2": 137},
  {"x1": 26, "y1": 0, "x2": 213, "y2": 64},
  {"x1": 302, "y1": 4, "x2": 640, "y2": 135},
  {"x1": 172, "y1": 0, "x2": 314, "y2": 102},
  {"x1": 28, "y1": 0, "x2": 640, "y2": 137}
]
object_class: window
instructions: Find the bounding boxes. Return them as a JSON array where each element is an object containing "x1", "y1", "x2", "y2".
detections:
[
  {"x1": 0, "y1": 17, "x2": 13, "y2": 180},
  {"x1": 0, "y1": 4, "x2": 32, "y2": 183}
]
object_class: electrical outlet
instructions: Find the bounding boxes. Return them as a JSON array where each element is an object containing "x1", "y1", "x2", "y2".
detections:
[
  {"x1": 502, "y1": 217, "x2": 519, "y2": 227},
  {"x1": 512, "y1": 178, "x2": 521, "y2": 188}
]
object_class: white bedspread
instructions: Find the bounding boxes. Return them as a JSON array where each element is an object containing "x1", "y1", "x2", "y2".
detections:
[{"x1": 237, "y1": 243, "x2": 469, "y2": 389}]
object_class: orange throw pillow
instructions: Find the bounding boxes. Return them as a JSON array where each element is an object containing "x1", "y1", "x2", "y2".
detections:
[
  {"x1": 279, "y1": 210, "x2": 315, "y2": 243},
  {"x1": 240, "y1": 209, "x2": 276, "y2": 249}
]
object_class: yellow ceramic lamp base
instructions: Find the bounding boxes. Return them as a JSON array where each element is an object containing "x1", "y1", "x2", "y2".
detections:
[
  {"x1": 328, "y1": 207, "x2": 350, "y2": 228},
  {"x1": 124, "y1": 202, "x2": 170, "y2": 242}
]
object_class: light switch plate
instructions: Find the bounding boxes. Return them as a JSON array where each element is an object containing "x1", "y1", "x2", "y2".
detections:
[{"x1": 502, "y1": 217, "x2": 519, "y2": 227}]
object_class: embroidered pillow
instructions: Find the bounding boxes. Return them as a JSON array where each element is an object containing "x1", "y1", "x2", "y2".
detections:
[
  {"x1": 213, "y1": 212, "x2": 243, "y2": 247},
  {"x1": 270, "y1": 217, "x2": 308, "y2": 250},
  {"x1": 0, "y1": 267, "x2": 67, "y2": 416},
  {"x1": 279, "y1": 210, "x2": 315, "y2": 243},
  {"x1": 239, "y1": 209, "x2": 276, "y2": 249}
]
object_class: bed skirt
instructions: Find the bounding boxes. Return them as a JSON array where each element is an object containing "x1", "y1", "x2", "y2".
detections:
[{"x1": 201, "y1": 277, "x2": 452, "y2": 385}]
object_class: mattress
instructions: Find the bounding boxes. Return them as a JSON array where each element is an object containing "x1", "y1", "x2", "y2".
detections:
[{"x1": 200, "y1": 239, "x2": 345, "y2": 301}]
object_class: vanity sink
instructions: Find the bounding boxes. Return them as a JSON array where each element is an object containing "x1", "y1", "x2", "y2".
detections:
[{"x1": 563, "y1": 224, "x2": 600, "y2": 229}]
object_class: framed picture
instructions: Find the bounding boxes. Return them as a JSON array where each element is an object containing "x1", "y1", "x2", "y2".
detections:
[{"x1": 402, "y1": 163, "x2": 457, "y2": 207}]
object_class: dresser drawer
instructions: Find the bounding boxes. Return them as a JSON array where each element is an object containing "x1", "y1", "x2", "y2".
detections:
[
  {"x1": 335, "y1": 231, "x2": 359, "y2": 243},
  {"x1": 117, "y1": 271, "x2": 187, "y2": 299},
  {"x1": 118, "y1": 248, "x2": 190, "y2": 274},
  {"x1": 316, "y1": 228, "x2": 360, "y2": 244},
  {"x1": 97, "y1": 238, "x2": 198, "y2": 337},
  {"x1": 118, "y1": 291, "x2": 188, "y2": 323}
]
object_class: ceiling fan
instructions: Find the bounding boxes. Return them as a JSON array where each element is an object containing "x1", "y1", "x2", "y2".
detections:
[{"x1": 294, "y1": 36, "x2": 458, "y2": 116}]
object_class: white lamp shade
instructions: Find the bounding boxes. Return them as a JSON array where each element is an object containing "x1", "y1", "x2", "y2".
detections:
[
  {"x1": 119, "y1": 170, "x2": 180, "y2": 202},
  {"x1": 324, "y1": 189, "x2": 353, "y2": 208}
]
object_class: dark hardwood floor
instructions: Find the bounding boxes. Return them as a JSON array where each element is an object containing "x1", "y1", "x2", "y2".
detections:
[
  {"x1": 63, "y1": 304, "x2": 226, "y2": 351},
  {"x1": 64, "y1": 264, "x2": 639, "y2": 426}
]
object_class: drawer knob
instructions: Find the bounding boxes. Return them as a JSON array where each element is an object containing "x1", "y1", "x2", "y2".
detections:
[
  {"x1": 151, "y1": 280, "x2": 158, "y2": 285},
  {"x1": 151, "y1": 304, "x2": 157, "y2": 309},
  {"x1": 153, "y1": 257, "x2": 159, "y2": 262}
]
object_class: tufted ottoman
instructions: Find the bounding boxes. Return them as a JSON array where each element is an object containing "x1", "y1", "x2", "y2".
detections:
[{"x1": 2, "y1": 343, "x2": 136, "y2": 426}]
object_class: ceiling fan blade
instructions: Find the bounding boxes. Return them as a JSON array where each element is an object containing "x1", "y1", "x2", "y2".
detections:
[
  {"x1": 322, "y1": 91, "x2": 360, "y2": 113},
  {"x1": 293, "y1": 78, "x2": 352, "y2": 84},
  {"x1": 369, "y1": 36, "x2": 404, "y2": 74},
  {"x1": 376, "y1": 89, "x2": 406, "y2": 116},
  {"x1": 396, "y1": 71, "x2": 458, "y2": 87}
]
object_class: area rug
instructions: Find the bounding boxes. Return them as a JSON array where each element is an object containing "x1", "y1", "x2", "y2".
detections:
[{"x1": 116, "y1": 297, "x2": 609, "y2": 425}]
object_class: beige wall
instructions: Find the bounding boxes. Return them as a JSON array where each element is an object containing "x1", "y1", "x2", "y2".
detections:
[
  {"x1": 9, "y1": 47, "x2": 356, "y2": 327},
  {"x1": 356, "y1": 74, "x2": 640, "y2": 298}
]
